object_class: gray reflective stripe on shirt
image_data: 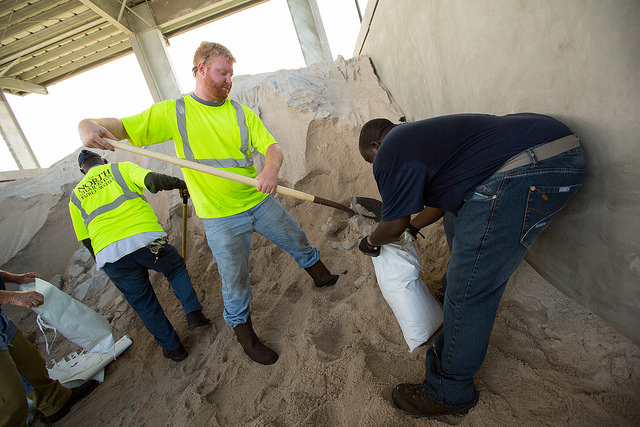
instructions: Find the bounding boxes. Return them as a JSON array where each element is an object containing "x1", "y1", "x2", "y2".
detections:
[
  {"x1": 70, "y1": 164, "x2": 145, "y2": 228},
  {"x1": 175, "y1": 96, "x2": 253, "y2": 168}
]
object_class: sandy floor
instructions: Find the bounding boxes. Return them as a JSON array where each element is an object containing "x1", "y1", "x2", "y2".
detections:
[
  {"x1": 9, "y1": 201, "x2": 639, "y2": 426},
  {"x1": 2, "y1": 56, "x2": 638, "y2": 426}
]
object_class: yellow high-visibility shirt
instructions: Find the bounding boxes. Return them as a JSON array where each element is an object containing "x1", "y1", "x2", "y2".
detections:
[
  {"x1": 121, "y1": 95, "x2": 277, "y2": 218},
  {"x1": 69, "y1": 162, "x2": 163, "y2": 254}
]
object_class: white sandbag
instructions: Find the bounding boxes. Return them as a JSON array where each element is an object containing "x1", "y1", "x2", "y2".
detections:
[
  {"x1": 20, "y1": 278, "x2": 115, "y2": 357},
  {"x1": 371, "y1": 232, "x2": 443, "y2": 351},
  {"x1": 47, "y1": 335, "x2": 132, "y2": 387}
]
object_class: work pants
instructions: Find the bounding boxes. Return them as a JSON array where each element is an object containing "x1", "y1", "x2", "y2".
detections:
[
  {"x1": 203, "y1": 195, "x2": 319, "y2": 327},
  {"x1": 103, "y1": 243, "x2": 202, "y2": 351},
  {"x1": 0, "y1": 328, "x2": 71, "y2": 426},
  {"x1": 423, "y1": 146, "x2": 586, "y2": 407}
]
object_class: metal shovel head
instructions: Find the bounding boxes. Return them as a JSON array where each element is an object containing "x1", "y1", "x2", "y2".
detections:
[{"x1": 350, "y1": 196, "x2": 382, "y2": 222}]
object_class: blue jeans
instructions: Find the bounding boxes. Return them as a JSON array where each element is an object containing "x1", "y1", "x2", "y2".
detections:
[
  {"x1": 423, "y1": 146, "x2": 586, "y2": 407},
  {"x1": 202, "y1": 195, "x2": 319, "y2": 327},
  {"x1": 102, "y1": 243, "x2": 202, "y2": 351},
  {"x1": 0, "y1": 312, "x2": 17, "y2": 352}
]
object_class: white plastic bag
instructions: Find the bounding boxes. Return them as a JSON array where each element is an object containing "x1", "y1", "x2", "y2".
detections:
[
  {"x1": 20, "y1": 278, "x2": 115, "y2": 357},
  {"x1": 371, "y1": 232, "x2": 443, "y2": 351},
  {"x1": 47, "y1": 335, "x2": 132, "y2": 387}
]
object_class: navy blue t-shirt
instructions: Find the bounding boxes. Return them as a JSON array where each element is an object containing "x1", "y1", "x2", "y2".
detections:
[{"x1": 373, "y1": 113, "x2": 573, "y2": 220}]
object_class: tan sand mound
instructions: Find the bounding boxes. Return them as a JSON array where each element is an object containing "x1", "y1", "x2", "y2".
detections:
[{"x1": 1, "y1": 56, "x2": 638, "y2": 426}]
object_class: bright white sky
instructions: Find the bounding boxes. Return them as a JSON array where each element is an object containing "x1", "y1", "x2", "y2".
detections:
[{"x1": 0, "y1": 0, "x2": 368, "y2": 171}]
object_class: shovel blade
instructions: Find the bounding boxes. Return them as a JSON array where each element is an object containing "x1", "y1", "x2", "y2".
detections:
[{"x1": 350, "y1": 196, "x2": 382, "y2": 222}]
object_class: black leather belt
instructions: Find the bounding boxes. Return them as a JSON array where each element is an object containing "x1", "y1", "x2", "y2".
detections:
[{"x1": 496, "y1": 134, "x2": 581, "y2": 173}]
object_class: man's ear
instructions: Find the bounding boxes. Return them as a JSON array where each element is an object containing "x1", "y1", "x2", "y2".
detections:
[{"x1": 197, "y1": 62, "x2": 206, "y2": 76}]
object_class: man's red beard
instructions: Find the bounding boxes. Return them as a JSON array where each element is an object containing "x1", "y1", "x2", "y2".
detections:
[{"x1": 204, "y1": 76, "x2": 231, "y2": 102}]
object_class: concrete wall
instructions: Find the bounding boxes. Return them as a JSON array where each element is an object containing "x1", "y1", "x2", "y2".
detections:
[{"x1": 355, "y1": 0, "x2": 640, "y2": 345}]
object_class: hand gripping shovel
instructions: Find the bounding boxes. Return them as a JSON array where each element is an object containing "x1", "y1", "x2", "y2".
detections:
[{"x1": 105, "y1": 139, "x2": 363, "y2": 217}]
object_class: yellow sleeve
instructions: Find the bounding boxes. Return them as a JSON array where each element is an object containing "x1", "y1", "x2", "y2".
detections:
[
  {"x1": 121, "y1": 100, "x2": 176, "y2": 147},
  {"x1": 244, "y1": 105, "x2": 278, "y2": 155},
  {"x1": 68, "y1": 200, "x2": 89, "y2": 241}
]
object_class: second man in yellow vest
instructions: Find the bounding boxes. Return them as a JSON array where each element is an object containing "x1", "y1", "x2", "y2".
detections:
[{"x1": 69, "y1": 150, "x2": 210, "y2": 362}]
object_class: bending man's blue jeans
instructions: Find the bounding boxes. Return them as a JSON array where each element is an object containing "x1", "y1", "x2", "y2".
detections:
[
  {"x1": 102, "y1": 243, "x2": 202, "y2": 351},
  {"x1": 423, "y1": 147, "x2": 586, "y2": 407},
  {"x1": 202, "y1": 195, "x2": 319, "y2": 327}
]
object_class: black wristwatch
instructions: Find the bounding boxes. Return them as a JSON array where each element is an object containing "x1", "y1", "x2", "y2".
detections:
[{"x1": 359, "y1": 236, "x2": 381, "y2": 257}]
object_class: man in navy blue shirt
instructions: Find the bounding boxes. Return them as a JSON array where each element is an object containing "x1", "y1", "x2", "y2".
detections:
[{"x1": 358, "y1": 113, "x2": 586, "y2": 420}]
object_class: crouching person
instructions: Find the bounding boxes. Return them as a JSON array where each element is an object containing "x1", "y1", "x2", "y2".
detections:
[{"x1": 0, "y1": 270, "x2": 98, "y2": 424}]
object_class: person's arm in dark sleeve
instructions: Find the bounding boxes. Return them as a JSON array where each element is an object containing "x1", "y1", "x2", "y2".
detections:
[
  {"x1": 144, "y1": 172, "x2": 187, "y2": 193},
  {"x1": 407, "y1": 207, "x2": 444, "y2": 238},
  {"x1": 82, "y1": 238, "x2": 95, "y2": 259}
]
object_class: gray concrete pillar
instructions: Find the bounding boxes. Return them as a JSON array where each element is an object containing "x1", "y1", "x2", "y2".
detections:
[
  {"x1": 286, "y1": 0, "x2": 333, "y2": 66},
  {"x1": 0, "y1": 91, "x2": 40, "y2": 169},
  {"x1": 128, "y1": 3, "x2": 182, "y2": 102}
]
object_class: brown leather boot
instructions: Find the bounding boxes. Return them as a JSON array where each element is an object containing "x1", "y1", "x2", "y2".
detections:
[
  {"x1": 304, "y1": 260, "x2": 339, "y2": 287},
  {"x1": 233, "y1": 316, "x2": 278, "y2": 365}
]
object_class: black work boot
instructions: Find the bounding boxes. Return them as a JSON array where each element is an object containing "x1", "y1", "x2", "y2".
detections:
[
  {"x1": 186, "y1": 309, "x2": 211, "y2": 330},
  {"x1": 392, "y1": 383, "x2": 477, "y2": 420},
  {"x1": 44, "y1": 379, "x2": 99, "y2": 423},
  {"x1": 304, "y1": 260, "x2": 339, "y2": 287},
  {"x1": 233, "y1": 316, "x2": 278, "y2": 365},
  {"x1": 163, "y1": 343, "x2": 188, "y2": 362}
]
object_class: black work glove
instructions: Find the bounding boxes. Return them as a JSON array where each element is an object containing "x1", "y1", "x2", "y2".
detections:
[
  {"x1": 145, "y1": 172, "x2": 186, "y2": 193},
  {"x1": 359, "y1": 236, "x2": 381, "y2": 257},
  {"x1": 406, "y1": 224, "x2": 423, "y2": 239}
]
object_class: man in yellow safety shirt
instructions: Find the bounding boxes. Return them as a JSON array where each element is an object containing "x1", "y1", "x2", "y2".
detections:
[
  {"x1": 69, "y1": 150, "x2": 211, "y2": 362},
  {"x1": 77, "y1": 42, "x2": 339, "y2": 366}
]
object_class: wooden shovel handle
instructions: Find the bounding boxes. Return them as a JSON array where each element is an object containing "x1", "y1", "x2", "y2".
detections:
[
  {"x1": 106, "y1": 139, "x2": 314, "y2": 201},
  {"x1": 105, "y1": 139, "x2": 354, "y2": 215}
]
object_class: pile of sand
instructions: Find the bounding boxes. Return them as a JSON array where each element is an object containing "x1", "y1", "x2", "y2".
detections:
[{"x1": 1, "y1": 56, "x2": 638, "y2": 426}]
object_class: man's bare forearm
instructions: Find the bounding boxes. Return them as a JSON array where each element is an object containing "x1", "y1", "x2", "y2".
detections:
[
  {"x1": 78, "y1": 118, "x2": 129, "y2": 151},
  {"x1": 410, "y1": 207, "x2": 444, "y2": 229}
]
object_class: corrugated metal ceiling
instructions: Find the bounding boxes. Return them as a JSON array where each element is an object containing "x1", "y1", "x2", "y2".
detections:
[{"x1": 0, "y1": 0, "x2": 267, "y2": 96}]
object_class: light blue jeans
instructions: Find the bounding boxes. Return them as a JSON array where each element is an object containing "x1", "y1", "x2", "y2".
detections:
[
  {"x1": 423, "y1": 146, "x2": 586, "y2": 407},
  {"x1": 203, "y1": 195, "x2": 319, "y2": 327}
]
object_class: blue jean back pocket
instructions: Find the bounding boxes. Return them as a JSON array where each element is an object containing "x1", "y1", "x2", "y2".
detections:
[{"x1": 521, "y1": 183, "x2": 582, "y2": 248}]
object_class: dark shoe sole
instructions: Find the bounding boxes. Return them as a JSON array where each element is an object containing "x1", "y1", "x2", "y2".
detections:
[
  {"x1": 186, "y1": 310, "x2": 212, "y2": 330},
  {"x1": 163, "y1": 345, "x2": 188, "y2": 362},
  {"x1": 187, "y1": 320, "x2": 212, "y2": 330},
  {"x1": 315, "y1": 274, "x2": 339, "y2": 287},
  {"x1": 45, "y1": 379, "x2": 99, "y2": 423},
  {"x1": 166, "y1": 352, "x2": 188, "y2": 362},
  {"x1": 245, "y1": 349, "x2": 279, "y2": 365},
  {"x1": 392, "y1": 383, "x2": 476, "y2": 421}
]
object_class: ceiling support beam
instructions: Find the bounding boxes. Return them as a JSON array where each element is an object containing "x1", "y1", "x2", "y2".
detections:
[
  {"x1": 0, "y1": 91, "x2": 40, "y2": 170},
  {"x1": 127, "y1": 3, "x2": 182, "y2": 103},
  {"x1": 0, "y1": 78, "x2": 48, "y2": 95},
  {"x1": 286, "y1": 0, "x2": 333, "y2": 66},
  {"x1": 79, "y1": 0, "x2": 134, "y2": 35}
]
